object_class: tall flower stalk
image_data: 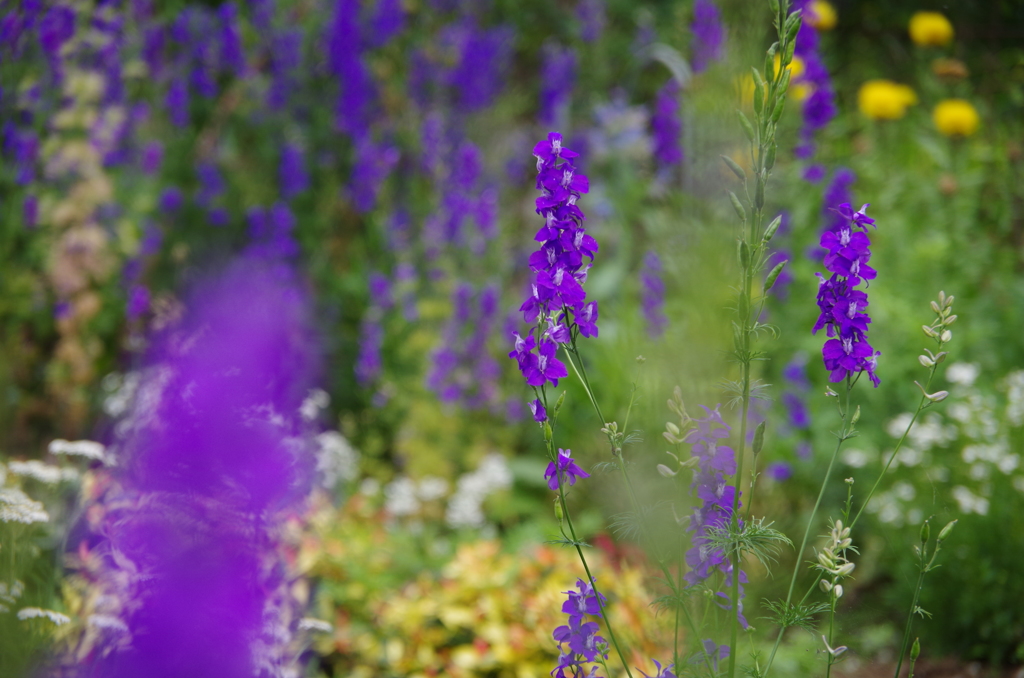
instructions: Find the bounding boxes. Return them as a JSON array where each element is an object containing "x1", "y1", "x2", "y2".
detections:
[{"x1": 703, "y1": 1, "x2": 814, "y2": 675}]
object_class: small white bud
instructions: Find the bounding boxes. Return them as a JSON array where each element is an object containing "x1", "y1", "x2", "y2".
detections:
[
  {"x1": 657, "y1": 464, "x2": 678, "y2": 478},
  {"x1": 819, "y1": 579, "x2": 832, "y2": 592},
  {"x1": 940, "y1": 330, "x2": 952, "y2": 343},
  {"x1": 666, "y1": 422, "x2": 681, "y2": 437},
  {"x1": 926, "y1": 390, "x2": 949, "y2": 403},
  {"x1": 833, "y1": 584, "x2": 844, "y2": 599},
  {"x1": 922, "y1": 325, "x2": 938, "y2": 338},
  {"x1": 919, "y1": 355, "x2": 935, "y2": 367},
  {"x1": 835, "y1": 562, "x2": 856, "y2": 577}
]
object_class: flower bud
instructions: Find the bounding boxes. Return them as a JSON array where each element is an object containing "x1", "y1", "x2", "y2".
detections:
[
  {"x1": 554, "y1": 390, "x2": 566, "y2": 416},
  {"x1": 851, "y1": 406, "x2": 861, "y2": 426},
  {"x1": 910, "y1": 637, "x2": 921, "y2": 662},
  {"x1": 931, "y1": 300, "x2": 941, "y2": 314},
  {"x1": 937, "y1": 519, "x2": 957, "y2": 543},
  {"x1": 922, "y1": 325, "x2": 938, "y2": 338},
  {"x1": 920, "y1": 520, "x2": 930, "y2": 545},
  {"x1": 554, "y1": 497, "x2": 564, "y2": 525},
  {"x1": 657, "y1": 464, "x2": 678, "y2": 478},
  {"x1": 666, "y1": 422, "x2": 681, "y2": 437},
  {"x1": 926, "y1": 390, "x2": 949, "y2": 403},
  {"x1": 944, "y1": 314, "x2": 957, "y2": 325},
  {"x1": 722, "y1": 155, "x2": 747, "y2": 182},
  {"x1": 839, "y1": 538, "x2": 852, "y2": 549},
  {"x1": 819, "y1": 579, "x2": 832, "y2": 592},
  {"x1": 835, "y1": 562, "x2": 856, "y2": 577},
  {"x1": 940, "y1": 329, "x2": 952, "y2": 343},
  {"x1": 752, "y1": 421, "x2": 766, "y2": 455},
  {"x1": 919, "y1": 355, "x2": 935, "y2": 367},
  {"x1": 818, "y1": 552, "x2": 835, "y2": 569},
  {"x1": 833, "y1": 584, "x2": 844, "y2": 599},
  {"x1": 544, "y1": 422, "x2": 553, "y2": 443},
  {"x1": 764, "y1": 214, "x2": 783, "y2": 243}
]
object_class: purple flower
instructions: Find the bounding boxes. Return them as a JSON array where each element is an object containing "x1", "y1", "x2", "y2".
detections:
[
  {"x1": 126, "y1": 285, "x2": 150, "y2": 320},
  {"x1": 365, "y1": 0, "x2": 404, "y2": 48},
  {"x1": 23, "y1": 193, "x2": 38, "y2": 228},
  {"x1": 545, "y1": 448, "x2": 590, "y2": 490},
  {"x1": 813, "y1": 203, "x2": 880, "y2": 386},
  {"x1": 74, "y1": 255, "x2": 319, "y2": 677},
  {"x1": 428, "y1": 283, "x2": 503, "y2": 410},
  {"x1": 510, "y1": 132, "x2": 597, "y2": 390},
  {"x1": 766, "y1": 461, "x2": 792, "y2": 482},
  {"x1": 529, "y1": 398, "x2": 547, "y2": 422},
  {"x1": 639, "y1": 660, "x2": 677, "y2": 678},
  {"x1": 539, "y1": 43, "x2": 577, "y2": 126},
  {"x1": 218, "y1": 3, "x2": 246, "y2": 76},
  {"x1": 349, "y1": 134, "x2": 399, "y2": 214},
  {"x1": 651, "y1": 80, "x2": 683, "y2": 169},
  {"x1": 267, "y1": 29, "x2": 302, "y2": 110},
  {"x1": 576, "y1": 0, "x2": 606, "y2": 43},
  {"x1": 328, "y1": 0, "x2": 375, "y2": 134},
  {"x1": 279, "y1": 144, "x2": 309, "y2": 200},
  {"x1": 445, "y1": 20, "x2": 514, "y2": 112},
  {"x1": 159, "y1": 186, "x2": 184, "y2": 213},
  {"x1": 167, "y1": 77, "x2": 189, "y2": 127},
  {"x1": 356, "y1": 317, "x2": 384, "y2": 386},
  {"x1": 691, "y1": 0, "x2": 724, "y2": 73},
  {"x1": 640, "y1": 250, "x2": 667, "y2": 338},
  {"x1": 552, "y1": 578, "x2": 608, "y2": 677},
  {"x1": 195, "y1": 161, "x2": 225, "y2": 207}
]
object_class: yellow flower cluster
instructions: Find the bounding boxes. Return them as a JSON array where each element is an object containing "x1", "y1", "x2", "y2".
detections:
[
  {"x1": 857, "y1": 79, "x2": 917, "y2": 120},
  {"x1": 933, "y1": 99, "x2": 980, "y2": 137},
  {"x1": 909, "y1": 11, "x2": 954, "y2": 47}
]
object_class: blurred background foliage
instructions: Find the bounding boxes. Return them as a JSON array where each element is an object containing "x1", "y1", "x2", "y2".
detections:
[{"x1": 2, "y1": 0, "x2": 1024, "y2": 675}]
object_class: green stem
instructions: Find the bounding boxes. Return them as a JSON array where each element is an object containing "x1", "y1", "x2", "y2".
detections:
[
  {"x1": 893, "y1": 562, "x2": 927, "y2": 678},
  {"x1": 763, "y1": 380, "x2": 853, "y2": 677}
]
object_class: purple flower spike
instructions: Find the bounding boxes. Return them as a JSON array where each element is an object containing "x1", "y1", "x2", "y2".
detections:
[
  {"x1": 510, "y1": 133, "x2": 597, "y2": 393},
  {"x1": 545, "y1": 448, "x2": 590, "y2": 490},
  {"x1": 813, "y1": 202, "x2": 880, "y2": 386},
  {"x1": 552, "y1": 577, "x2": 609, "y2": 677},
  {"x1": 691, "y1": 0, "x2": 724, "y2": 73}
]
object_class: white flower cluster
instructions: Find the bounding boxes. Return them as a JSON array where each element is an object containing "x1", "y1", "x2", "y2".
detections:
[
  {"x1": 18, "y1": 607, "x2": 71, "y2": 625},
  {"x1": 445, "y1": 454, "x2": 513, "y2": 529},
  {"x1": 8, "y1": 460, "x2": 79, "y2": 485},
  {"x1": 0, "y1": 487, "x2": 50, "y2": 524},
  {"x1": 0, "y1": 580, "x2": 25, "y2": 613},
  {"x1": 48, "y1": 438, "x2": 107, "y2": 462},
  {"x1": 315, "y1": 431, "x2": 360, "y2": 490}
]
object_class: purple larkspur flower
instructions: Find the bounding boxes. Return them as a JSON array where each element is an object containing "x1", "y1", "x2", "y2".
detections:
[
  {"x1": 126, "y1": 285, "x2": 150, "y2": 320},
  {"x1": 813, "y1": 203, "x2": 880, "y2": 386},
  {"x1": 544, "y1": 448, "x2": 590, "y2": 490},
  {"x1": 640, "y1": 250, "x2": 667, "y2": 338},
  {"x1": 141, "y1": 141, "x2": 163, "y2": 175},
  {"x1": 195, "y1": 161, "x2": 225, "y2": 207},
  {"x1": 167, "y1": 77, "x2": 189, "y2": 127},
  {"x1": 651, "y1": 80, "x2": 682, "y2": 169},
  {"x1": 159, "y1": 186, "x2": 184, "y2": 213},
  {"x1": 37, "y1": 5, "x2": 76, "y2": 60},
  {"x1": 539, "y1": 43, "x2": 576, "y2": 126},
  {"x1": 766, "y1": 461, "x2": 792, "y2": 482},
  {"x1": 509, "y1": 132, "x2": 595, "y2": 390},
  {"x1": 267, "y1": 29, "x2": 302, "y2": 110},
  {"x1": 691, "y1": 0, "x2": 724, "y2": 73},
  {"x1": 328, "y1": 0, "x2": 375, "y2": 134},
  {"x1": 428, "y1": 283, "x2": 502, "y2": 410},
  {"x1": 552, "y1": 577, "x2": 608, "y2": 677},
  {"x1": 365, "y1": 0, "x2": 404, "y2": 48},
  {"x1": 218, "y1": 3, "x2": 246, "y2": 76},
  {"x1": 445, "y1": 20, "x2": 513, "y2": 112},
  {"x1": 639, "y1": 660, "x2": 677, "y2": 678},
  {"x1": 76, "y1": 255, "x2": 319, "y2": 678},
  {"x1": 529, "y1": 398, "x2": 547, "y2": 422},
  {"x1": 349, "y1": 134, "x2": 399, "y2": 214},
  {"x1": 576, "y1": 0, "x2": 606, "y2": 43},
  {"x1": 279, "y1": 144, "x2": 309, "y2": 200}
]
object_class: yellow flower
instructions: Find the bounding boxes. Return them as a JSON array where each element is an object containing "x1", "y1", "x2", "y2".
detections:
[
  {"x1": 773, "y1": 53, "x2": 805, "y2": 80},
  {"x1": 909, "y1": 11, "x2": 954, "y2": 47},
  {"x1": 857, "y1": 79, "x2": 917, "y2": 120},
  {"x1": 933, "y1": 99, "x2": 980, "y2": 137},
  {"x1": 806, "y1": 1, "x2": 837, "y2": 31}
]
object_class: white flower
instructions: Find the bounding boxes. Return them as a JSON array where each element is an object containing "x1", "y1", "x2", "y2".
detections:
[
  {"x1": 298, "y1": 618, "x2": 333, "y2": 633},
  {"x1": 951, "y1": 485, "x2": 989, "y2": 515},
  {"x1": 17, "y1": 607, "x2": 70, "y2": 625},
  {"x1": 0, "y1": 488, "x2": 49, "y2": 524},
  {"x1": 48, "y1": 439, "x2": 106, "y2": 461},
  {"x1": 417, "y1": 476, "x2": 449, "y2": 502},
  {"x1": 8, "y1": 460, "x2": 78, "y2": 485},
  {"x1": 88, "y1": 614, "x2": 129, "y2": 632},
  {"x1": 384, "y1": 476, "x2": 420, "y2": 516},
  {"x1": 841, "y1": 448, "x2": 872, "y2": 468},
  {"x1": 886, "y1": 412, "x2": 915, "y2": 439},
  {"x1": 300, "y1": 389, "x2": 330, "y2": 422},
  {"x1": 445, "y1": 454, "x2": 512, "y2": 529},
  {"x1": 946, "y1": 362, "x2": 980, "y2": 387},
  {"x1": 314, "y1": 431, "x2": 359, "y2": 489}
]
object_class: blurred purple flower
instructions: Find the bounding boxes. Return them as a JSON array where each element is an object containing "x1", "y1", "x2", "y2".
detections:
[
  {"x1": 445, "y1": 20, "x2": 514, "y2": 112},
  {"x1": 218, "y1": 3, "x2": 246, "y2": 76},
  {"x1": 267, "y1": 29, "x2": 302, "y2": 110},
  {"x1": 366, "y1": 0, "x2": 404, "y2": 48},
  {"x1": 349, "y1": 134, "x2": 399, "y2": 214},
  {"x1": 126, "y1": 285, "x2": 150, "y2": 320},
  {"x1": 766, "y1": 461, "x2": 793, "y2": 482},
  {"x1": 167, "y1": 77, "x2": 189, "y2": 127},
  {"x1": 159, "y1": 186, "x2": 184, "y2": 213},
  {"x1": 279, "y1": 144, "x2": 310, "y2": 200},
  {"x1": 539, "y1": 43, "x2": 576, "y2": 126},
  {"x1": 23, "y1": 193, "x2": 38, "y2": 228},
  {"x1": 691, "y1": 0, "x2": 724, "y2": 73},
  {"x1": 652, "y1": 80, "x2": 683, "y2": 169},
  {"x1": 640, "y1": 250, "x2": 667, "y2": 338},
  {"x1": 141, "y1": 141, "x2": 163, "y2": 175},
  {"x1": 74, "y1": 255, "x2": 319, "y2": 678},
  {"x1": 576, "y1": 0, "x2": 606, "y2": 43}
]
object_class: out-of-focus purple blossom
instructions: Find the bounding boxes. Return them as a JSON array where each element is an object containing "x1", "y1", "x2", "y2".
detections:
[
  {"x1": 781, "y1": 393, "x2": 808, "y2": 429},
  {"x1": 328, "y1": 0, "x2": 375, "y2": 134},
  {"x1": 823, "y1": 168, "x2": 855, "y2": 231},
  {"x1": 349, "y1": 134, "x2": 399, "y2": 214},
  {"x1": 684, "y1": 405, "x2": 748, "y2": 627},
  {"x1": 75, "y1": 256, "x2": 318, "y2": 678},
  {"x1": 510, "y1": 133, "x2": 595, "y2": 391},
  {"x1": 141, "y1": 141, "x2": 163, "y2": 175},
  {"x1": 248, "y1": 203, "x2": 300, "y2": 259},
  {"x1": 37, "y1": 5, "x2": 76, "y2": 60},
  {"x1": 167, "y1": 78, "x2": 189, "y2": 127},
  {"x1": 356, "y1": 316, "x2": 384, "y2": 386},
  {"x1": 365, "y1": 0, "x2": 404, "y2": 48},
  {"x1": 590, "y1": 95, "x2": 653, "y2": 163},
  {"x1": 698, "y1": 640, "x2": 731, "y2": 673},
  {"x1": 803, "y1": 163, "x2": 826, "y2": 183},
  {"x1": 539, "y1": 43, "x2": 577, "y2": 127},
  {"x1": 408, "y1": 48, "x2": 434, "y2": 109},
  {"x1": 250, "y1": 0, "x2": 275, "y2": 33},
  {"x1": 279, "y1": 144, "x2": 310, "y2": 200},
  {"x1": 691, "y1": 0, "x2": 724, "y2": 73},
  {"x1": 813, "y1": 203, "x2": 880, "y2": 386},
  {"x1": 13, "y1": 130, "x2": 38, "y2": 185},
  {"x1": 142, "y1": 26, "x2": 165, "y2": 76},
  {"x1": 140, "y1": 222, "x2": 163, "y2": 256},
  {"x1": 218, "y1": 3, "x2": 246, "y2": 76},
  {"x1": 159, "y1": 186, "x2": 184, "y2": 213},
  {"x1": 208, "y1": 207, "x2": 230, "y2": 227},
  {"x1": 640, "y1": 250, "x2": 667, "y2": 338},
  {"x1": 766, "y1": 461, "x2": 793, "y2": 482},
  {"x1": 195, "y1": 161, "x2": 225, "y2": 207},
  {"x1": 576, "y1": 0, "x2": 606, "y2": 43},
  {"x1": 23, "y1": 193, "x2": 38, "y2": 228},
  {"x1": 126, "y1": 285, "x2": 150, "y2": 320},
  {"x1": 368, "y1": 272, "x2": 393, "y2": 310},
  {"x1": 652, "y1": 80, "x2": 683, "y2": 169},
  {"x1": 639, "y1": 660, "x2": 677, "y2": 678},
  {"x1": 429, "y1": 283, "x2": 502, "y2": 409},
  {"x1": 444, "y1": 20, "x2": 514, "y2": 112},
  {"x1": 790, "y1": 1, "x2": 837, "y2": 166},
  {"x1": 266, "y1": 29, "x2": 302, "y2": 110}
]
